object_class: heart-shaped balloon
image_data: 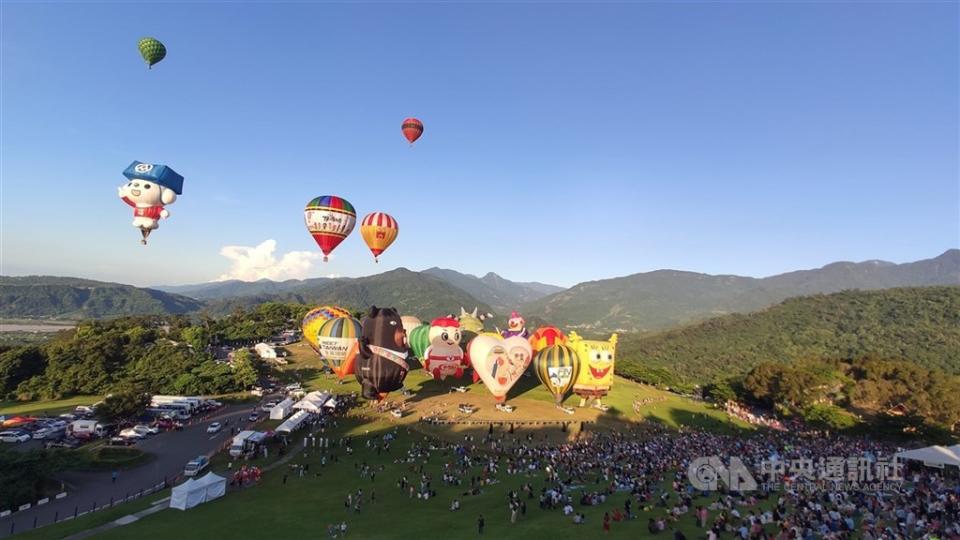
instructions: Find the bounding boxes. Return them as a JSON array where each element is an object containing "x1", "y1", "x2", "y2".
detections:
[{"x1": 469, "y1": 335, "x2": 533, "y2": 403}]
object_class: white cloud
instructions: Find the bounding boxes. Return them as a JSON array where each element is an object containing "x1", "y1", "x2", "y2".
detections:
[{"x1": 216, "y1": 240, "x2": 319, "y2": 282}]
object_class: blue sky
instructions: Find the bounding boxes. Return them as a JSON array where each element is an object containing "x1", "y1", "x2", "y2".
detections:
[{"x1": 2, "y1": 2, "x2": 957, "y2": 288}]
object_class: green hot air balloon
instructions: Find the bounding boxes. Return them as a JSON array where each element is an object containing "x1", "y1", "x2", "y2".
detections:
[
  {"x1": 138, "y1": 37, "x2": 166, "y2": 69},
  {"x1": 408, "y1": 324, "x2": 431, "y2": 366}
]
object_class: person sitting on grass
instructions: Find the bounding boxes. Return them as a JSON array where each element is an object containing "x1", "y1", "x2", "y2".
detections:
[{"x1": 450, "y1": 499, "x2": 460, "y2": 511}]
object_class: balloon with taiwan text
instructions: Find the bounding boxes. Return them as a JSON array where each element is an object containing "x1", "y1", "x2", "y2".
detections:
[
  {"x1": 317, "y1": 317, "x2": 362, "y2": 380},
  {"x1": 301, "y1": 305, "x2": 351, "y2": 353}
]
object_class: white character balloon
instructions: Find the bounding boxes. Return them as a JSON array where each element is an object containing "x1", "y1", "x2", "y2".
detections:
[{"x1": 118, "y1": 161, "x2": 184, "y2": 245}]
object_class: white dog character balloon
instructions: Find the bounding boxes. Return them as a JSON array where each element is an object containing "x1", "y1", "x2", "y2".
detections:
[{"x1": 118, "y1": 161, "x2": 184, "y2": 244}]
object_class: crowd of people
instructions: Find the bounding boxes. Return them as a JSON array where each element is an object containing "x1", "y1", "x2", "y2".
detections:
[
  {"x1": 725, "y1": 401, "x2": 789, "y2": 431},
  {"x1": 337, "y1": 416, "x2": 958, "y2": 539}
]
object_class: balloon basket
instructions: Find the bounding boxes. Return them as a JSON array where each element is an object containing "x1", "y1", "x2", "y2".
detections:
[{"x1": 323, "y1": 256, "x2": 328, "y2": 262}]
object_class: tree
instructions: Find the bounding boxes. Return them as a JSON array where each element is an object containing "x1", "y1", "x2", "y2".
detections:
[
  {"x1": 94, "y1": 390, "x2": 150, "y2": 424},
  {"x1": 231, "y1": 349, "x2": 258, "y2": 390},
  {"x1": 704, "y1": 379, "x2": 738, "y2": 403},
  {"x1": 0, "y1": 346, "x2": 47, "y2": 398},
  {"x1": 181, "y1": 326, "x2": 211, "y2": 352}
]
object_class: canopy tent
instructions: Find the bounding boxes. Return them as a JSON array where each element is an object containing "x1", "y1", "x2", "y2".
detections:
[
  {"x1": 276, "y1": 410, "x2": 311, "y2": 434},
  {"x1": 324, "y1": 396, "x2": 338, "y2": 409},
  {"x1": 896, "y1": 445, "x2": 960, "y2": 468},
  {"x1": 170, "y1": 479, "x2": 203, "y2": 510},
  {"x1": 270, "y1": 398, "x2": 295, "y2": 420},
  {"x1": 196, "y1": 472, "x2": 226, "y2": 501},
  {"x1": 293, "y1": 391, "x2": 330, "y2": 414},
  {"x1": 169, "y1": 473, "x2": 226, "y2": 510}
]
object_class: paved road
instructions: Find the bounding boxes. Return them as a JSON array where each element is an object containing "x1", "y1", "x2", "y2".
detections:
[{"x1": 1, "y1": 403, "x2": 262, "y2": 538}]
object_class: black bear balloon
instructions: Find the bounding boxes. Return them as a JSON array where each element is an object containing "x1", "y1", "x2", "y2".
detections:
[{"x1": 355, "y1": 306, "x2": 410, "y2": 400}]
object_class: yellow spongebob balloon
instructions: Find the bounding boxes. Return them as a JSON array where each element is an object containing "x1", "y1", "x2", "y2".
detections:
[{"x1": 568, "y1": 331, "x2": 617, "y2": 410}]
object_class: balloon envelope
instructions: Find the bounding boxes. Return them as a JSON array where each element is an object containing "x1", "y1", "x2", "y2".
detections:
[
  {"x1": 360, "y1": 212, "x2": 399, "y2": 262},
  {"x1": 138, "y1": 37, "x2": 166, "y2": 68},
  {"x1": 402, "y1": 117, "x2": 423, "y2": 144},
  {"x1": 302, "y1": 305, "x2": 351, "y2": 352},
  {"x1": 318, "y1": 317, "x2": 362, "y2": 378},
  {"x1": 304, "y1": 196, "x2": 356, "y2": 261},
  {"x1": 533, "y1": 344, "x2": 580, "y2": 405},
  {"x1": 529, "y1": 326, "x2": 567, "y2": 354},
  {"x1": 408, "y1": 324, "x2": 431, "y2": 361},
  {"x1": 354, "y1": 306, "x2": 409, "y2": 400},
  {"x1": 569, "y1": 332, "x2": 618, "y2": 399}
]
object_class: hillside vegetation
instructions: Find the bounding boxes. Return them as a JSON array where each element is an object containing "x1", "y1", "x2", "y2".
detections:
[
  {"x1": 617, "y1": 286, "x2": 960, "y2": 383},
  {"x1": 0, "y1": 276, "x2": 203, "y2": 319},
  {"x1": 523, "y1": 249, "x2": 959, "y2": 332}
]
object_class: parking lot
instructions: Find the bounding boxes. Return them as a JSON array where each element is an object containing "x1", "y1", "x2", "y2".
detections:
[{"x1": 0, "y1": 402, "x2": 260, "y2": 538}]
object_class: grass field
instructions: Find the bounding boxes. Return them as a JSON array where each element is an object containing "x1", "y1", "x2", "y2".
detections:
[
  {"x1": 0, "y1": 395, "x2": 102, "y2": 416},
  {"x1": 88, "y1": 414, "x2": 771, "y2": 540},
  {"x1": 9, "y1": 340, "x2": 756, "y2": 539}
]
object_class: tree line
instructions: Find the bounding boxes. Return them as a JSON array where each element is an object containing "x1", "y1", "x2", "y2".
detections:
[{"x1": 0, "y1": 303, "x2": 310, "y2": 401}]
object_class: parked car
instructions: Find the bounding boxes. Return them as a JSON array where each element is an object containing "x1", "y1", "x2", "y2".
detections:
[
  {"x1": 119, "y1": 428, "x2": 145, "y2": 439},
  {"x1": 46, "y1": 437, "x2": 81, "y2": 449},
  {"x1": 207, "y1": 422, "x2": 222, "y2": 433},
  {"x1": 183, "y1": 456, "x2": 209, "y2": 477},
  {"x1": 31, "y1": 427, "x2": 54, "y2": 440},
  {"x1": 108, "y1": 436, "x2": 137, "y2": 446},
  {"x1": 0, "y1": 430, "x2": 31, "y2": 443},
  {"x1": 133, "y1": 425, "x2": 159, "y2": 436},
  {"x1": 260, "y1": 401, "x2": 278, "y2": 412}
]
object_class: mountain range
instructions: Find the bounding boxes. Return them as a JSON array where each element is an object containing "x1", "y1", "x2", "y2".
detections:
[
  {"x1": 524, "y1": 249, "x2": 959, "y2": 332},
  {"x1": 616, "y1": 286, "x2": 960, "y2": 383},
  {"x1": 2, "y1": 250, "x2": 957, "y2": 330},
  {"x1": 0, "y1": 276, "x2": 203, "y2": 319}
]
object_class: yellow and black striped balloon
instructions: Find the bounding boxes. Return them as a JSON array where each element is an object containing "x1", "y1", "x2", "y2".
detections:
[{"x1": 534, "y1": 344, "x2": 581, "y2": 405}]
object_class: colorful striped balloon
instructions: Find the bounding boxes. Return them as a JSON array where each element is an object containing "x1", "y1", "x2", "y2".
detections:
[
  {"x1": 318, "y1": 317, "x2": 362, "y2": 375},
  {"x1": 533, "y1": 344, "x2": 581, "y2": 405},
  {"x1": 360, "y1": 212, "x2": 399, "y2": 262},
  {"x1": 304, "y1": 196, "x2": 356, "y2": 261},
  {"x1": 529, "y1": 326, "x2": 567, "y2": 354},
  {"x1": 302, "y1": 305, "x2": 352, "y2": 353}
]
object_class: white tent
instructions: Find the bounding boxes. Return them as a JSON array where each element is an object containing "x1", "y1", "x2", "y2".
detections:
[
  {"x1": 170, "y1": 473, "x2": 226, "y2": 510},
  {"x1": 196, "y1": 472, "x2": 226, "y2": 501},
  {"x1": 896, "y1": 445, "x2": 960, "y2": 468},
  {"x1": 170, "y1": 479, "x2": 205, "y2": 510},
  {"x1": 277, "y1": 410, "x2": 311, "y2": 434},
  {"x1": 270, "y1": 398, "x2": 295, "y2": 420},
  {"x1": 293, "y1": 391, "x2": 330, "y2": 414}
]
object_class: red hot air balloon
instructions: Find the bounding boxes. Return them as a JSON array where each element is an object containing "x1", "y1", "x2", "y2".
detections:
[{"x1": 401, "y1": 118, "x2": 423, "y2": 145}]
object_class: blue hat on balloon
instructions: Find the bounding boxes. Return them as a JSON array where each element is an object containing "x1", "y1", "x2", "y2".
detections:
[{"x1": 122, "y1": 161, "x2": 184, "y2": 194}]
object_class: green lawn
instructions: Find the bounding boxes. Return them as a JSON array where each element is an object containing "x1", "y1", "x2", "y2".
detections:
[
  {"x1": 89, "y1": 416, "x2": 765, "y2": 540},
  {"x1": 0, "y1": 395, "x2": 102, "y2": 416}
]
